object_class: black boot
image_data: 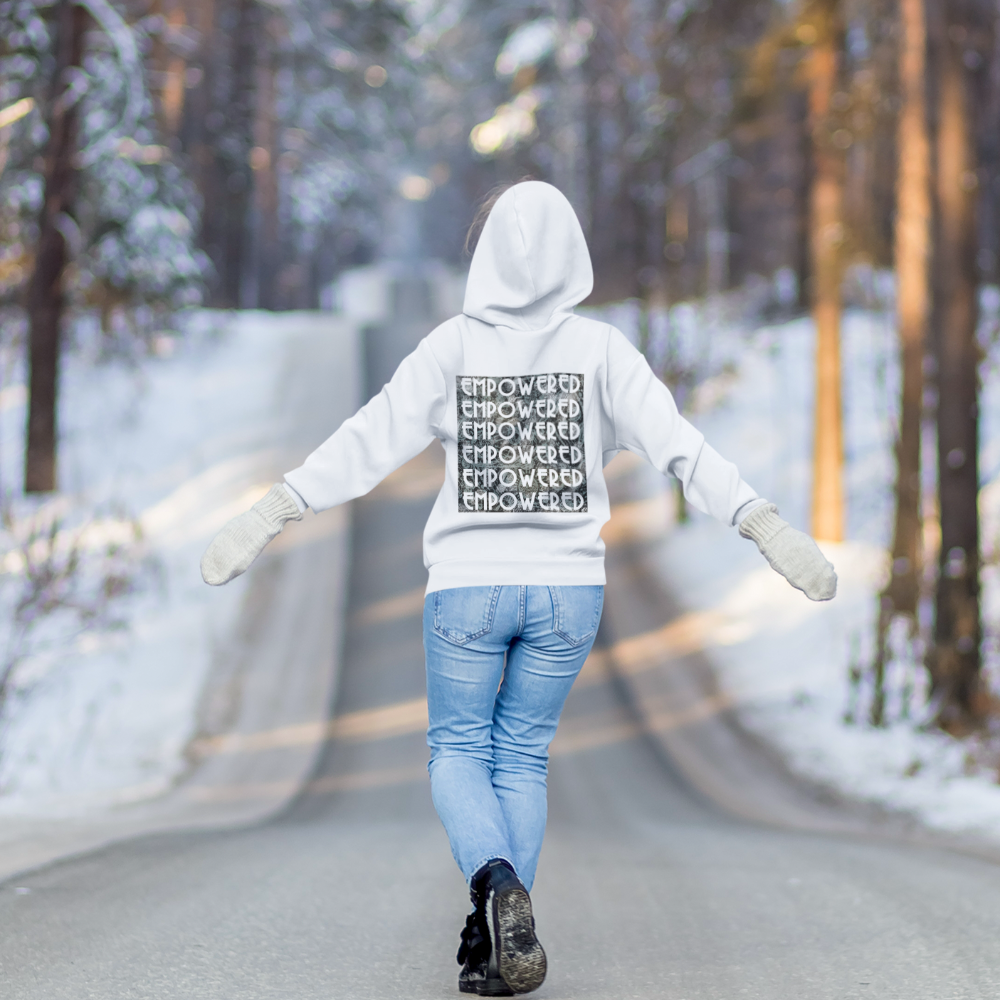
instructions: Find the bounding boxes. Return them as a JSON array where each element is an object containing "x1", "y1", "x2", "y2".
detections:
[
  {"x1": 457, "y1": 907, "x2": 513, "y2": 996},
  {"x1": 473, "y1": 859, "x2": 546, "y2": 995}
]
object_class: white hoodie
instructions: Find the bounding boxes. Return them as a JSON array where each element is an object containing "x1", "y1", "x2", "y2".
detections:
[{"x1": 284, "y1": 182, "x2": 761, "y2": 593}]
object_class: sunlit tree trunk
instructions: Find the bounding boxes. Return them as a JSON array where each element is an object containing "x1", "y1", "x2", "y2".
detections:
[
  {"x1": 161, "y1": 3, "x2": 188, "y2": 135},
  {"x1": 806, "y1": 0, "x2": 846, "y2": 542},
  {"x1": 872, "y1": 0, "x2": 931, "y2": 724},
  {"x1": 929, "y1": 0, "x2": 982, "y2": 729},
  {"x1": 25, "y1": 0, "x2": 87, "y2": 493}
]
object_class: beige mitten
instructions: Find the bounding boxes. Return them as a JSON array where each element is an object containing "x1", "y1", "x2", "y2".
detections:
[
  {"x1": 739, "y1": 503, "x2": 837, "y2": 601},
  {"x1": 200, "y1": 484, "x2": 302, "y2": 586}
]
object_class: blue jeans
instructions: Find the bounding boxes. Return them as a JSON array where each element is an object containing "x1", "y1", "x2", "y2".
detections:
[{"x1": 424, "y1": 585, "x2": 604, "y2": 891}]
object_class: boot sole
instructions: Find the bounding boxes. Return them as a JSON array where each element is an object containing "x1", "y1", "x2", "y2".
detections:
[
  {"x1": 492, "y1": 888, "x2": 546, "y2": 994},
  {"x1": 459, "y1": 978, "x2": 514, "y2": 997}
]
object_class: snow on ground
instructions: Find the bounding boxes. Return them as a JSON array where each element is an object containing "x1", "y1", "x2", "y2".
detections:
[
  {"x1": 0, "y1": 312, "x2": 304, "y2": 815},
  {"x1": 7, "y1": 290, "x2": 1000, "y2": 840},
  {"x1": 593, "y1": 297, "x2": 1000, "y2": 842}
]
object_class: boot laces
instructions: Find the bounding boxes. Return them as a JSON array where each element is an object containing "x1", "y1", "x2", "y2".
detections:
[{"x1": 457, "y1": 910, "x2": 487, "y2": 965}]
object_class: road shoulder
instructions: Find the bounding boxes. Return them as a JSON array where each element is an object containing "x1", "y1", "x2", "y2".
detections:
[{"x1": 0, "y1": 314, "x2": 358, "y2": 883}]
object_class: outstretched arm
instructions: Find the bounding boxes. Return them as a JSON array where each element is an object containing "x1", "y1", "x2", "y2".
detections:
[
  {"x1": 606, "y1": 328, "x2": 836, "y2": 601},
  {"x1": 283, "y1": 336, "x2": 447, "y2": 511},
  {"x1": 201, "y1": 338, "x2": 447, "y2": 585}
]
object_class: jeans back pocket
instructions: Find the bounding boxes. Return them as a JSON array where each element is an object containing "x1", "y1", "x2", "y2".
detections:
[
  {"x1": 432, "y1": 586, "x2": 502, "y2": 645},
  {"x1": 549, "y1": 585, "x2": 604, "y2": 646}
]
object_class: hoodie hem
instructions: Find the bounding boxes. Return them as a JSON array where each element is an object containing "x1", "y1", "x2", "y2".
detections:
[{"x1": 425, "y1": 558, "x2": 606, "y2": 594}]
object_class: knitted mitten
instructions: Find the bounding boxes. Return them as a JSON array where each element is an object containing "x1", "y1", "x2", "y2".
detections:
[
  {"x1": 738, "y1": 503, "x2": 837, "y2": 601},
  {"x1": 200, "y1": 483, "x2": 302, "y2": 586}
]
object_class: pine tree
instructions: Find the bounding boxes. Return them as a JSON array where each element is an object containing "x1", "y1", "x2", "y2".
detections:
[{"x1": 3, "y1": 0, "x2": 207, "y2": 492}]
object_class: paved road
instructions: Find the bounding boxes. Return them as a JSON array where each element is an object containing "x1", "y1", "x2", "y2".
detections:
[{"x1": 3, "y1": 315, "x2": 1000, "y2": 999}]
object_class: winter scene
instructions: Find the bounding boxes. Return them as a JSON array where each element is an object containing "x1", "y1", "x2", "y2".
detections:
[{"x1": 2, "y1": 0, "x2": 1000, "y2": 997}]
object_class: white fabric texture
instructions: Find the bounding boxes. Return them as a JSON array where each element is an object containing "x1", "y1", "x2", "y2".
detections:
[
  {"x1": 284, "y1": 181, "x2": 763, "y2": 593},
  {"x1": 738, "y1": 503, "x2": 837, "y2": 601},
  {"x1": 462, "y1": 181, "x2": 594, "y2": 335},
  {"x1": 200, "y1": 483, "x2": 302, "y2": 586},
  {"x1": 734, "y1": 497, "x2": 768, "y2": 525},
  {"x1": 284, "y1": 482, "x2": 308, "y2": 513}
]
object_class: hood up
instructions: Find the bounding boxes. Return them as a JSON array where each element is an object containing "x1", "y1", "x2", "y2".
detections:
[{"x1": 463, "y1": 181, "x2": 594, "y2": 334}]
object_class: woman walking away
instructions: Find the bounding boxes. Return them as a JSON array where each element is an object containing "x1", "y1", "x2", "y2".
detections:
[{"x1": 200, "y1": 180, "x2": 836, "y2": 996}]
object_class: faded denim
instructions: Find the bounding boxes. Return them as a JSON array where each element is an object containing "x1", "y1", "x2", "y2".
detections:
[{"x1": 424, "y1": 584, "x2": 603, "y2": 890}]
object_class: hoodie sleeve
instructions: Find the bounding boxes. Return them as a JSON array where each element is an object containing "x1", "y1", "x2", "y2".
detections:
[
  {"x1": 283, "y1": 336, "x2": 447, "y2": 512},
  {"x1": 605, "y1": 327, "x2": 760, "y2": 526}
]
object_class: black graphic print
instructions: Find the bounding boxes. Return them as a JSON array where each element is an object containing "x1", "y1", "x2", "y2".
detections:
[{"x1": 457, "y1": 373, "x2": 587, "y2": 514}]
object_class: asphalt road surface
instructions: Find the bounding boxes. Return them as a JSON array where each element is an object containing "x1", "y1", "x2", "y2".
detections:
[{"x1": 3, "y1": 311, "x2": 1000, "y2": 999}]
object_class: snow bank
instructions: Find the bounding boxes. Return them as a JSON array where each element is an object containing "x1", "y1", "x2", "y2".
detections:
[
  {"x1": 598, "y1": 301, "x2": 1000, "y2": 842},
  {"x1": 0, "y1": 312, "x2": 309, "y2": 815}
]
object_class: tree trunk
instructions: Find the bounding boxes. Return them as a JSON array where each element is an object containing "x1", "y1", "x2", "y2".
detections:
[
  {"x1": 550, "y1": 0, "x2": 588, "y2": 231},
  {"x1": 807, "y1": 1, "x2": 846, "y2": 543},
  {"x1": 699, "y1": 170, "x2": 728, "y2": 298},
  {"x1": 929, "y1": 1, "x2": 982, "y2": 729},
  {"x1": 229, "y1": 0, "x2": 258, "y2": 308},
  {"x1": 159, "y1": 2, "x2": 188, "y2": 135},
  {"x1": 149, "y1": 0, "x2": 186, "y2": 135},
  {"x1": 196, "y1": 0, "x2": 256, "y2": 307},
  {"x1": 888, "y1": 0, "x2": 932, "y2": 617},
  {"x1": 251, "y1": 23, "x2": 278, "y2": 310},
  {"x1": 872, "y1": 0, "x2": 932, "y2": 724},
  {"x1": 182, "y1": 0, "x2": 220, "y2": 296},
  {"x1": 25, "y1": 0, "x2": 87, "y2": 494}
]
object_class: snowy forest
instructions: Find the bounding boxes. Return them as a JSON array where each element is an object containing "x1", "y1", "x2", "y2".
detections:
[{"x1": 4, "y1": 0, "x2": 1000, "y2": 819}]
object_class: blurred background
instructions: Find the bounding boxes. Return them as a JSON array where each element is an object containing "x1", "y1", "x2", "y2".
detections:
[{"x1": 3, "y1": 0, "x2": 1000, "y2": 838}]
